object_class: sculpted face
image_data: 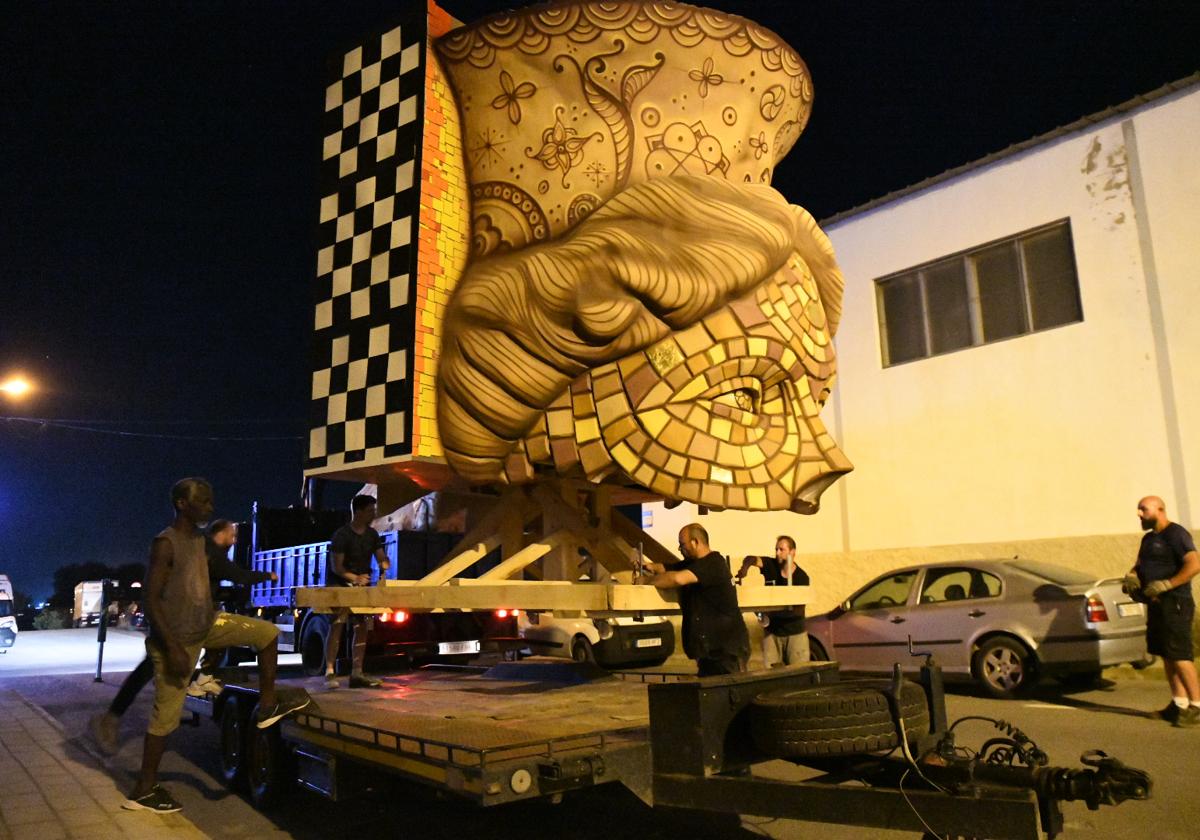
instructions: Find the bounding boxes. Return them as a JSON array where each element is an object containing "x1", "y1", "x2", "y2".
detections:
[{"x1": 434, "y1": 0, "x2": 852, "y2": 513}]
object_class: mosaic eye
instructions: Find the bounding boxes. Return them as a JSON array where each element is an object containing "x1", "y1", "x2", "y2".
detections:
[{"x1": 713, "y1": 386, "x2": 758, "y2": 414}]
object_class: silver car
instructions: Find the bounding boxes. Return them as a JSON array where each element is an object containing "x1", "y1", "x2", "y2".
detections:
[{"x1": 805, "y1": 559, "x2": 1148, "y2": 698}]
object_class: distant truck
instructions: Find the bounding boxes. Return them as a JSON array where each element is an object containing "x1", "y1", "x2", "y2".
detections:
[
  {"x1": 73, "y1": 580, "x2": 105, "y2": 627},
  {"x1": 0, "y1": 574, "x2": 16, "y2": 651}
]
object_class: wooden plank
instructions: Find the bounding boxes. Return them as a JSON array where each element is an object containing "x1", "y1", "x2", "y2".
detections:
[
  {"x1": 477, "y1": 532, "x2": 561, "y2": 580},
  {"x1": 608, "y1": 511, "x2": 678, "y2": 569},
  {"x1": 297, "y1": 582, "x2": 810, "y2": 615}
]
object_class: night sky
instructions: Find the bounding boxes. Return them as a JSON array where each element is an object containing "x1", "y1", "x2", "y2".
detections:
[{"x1": 2, "y1": 0, "x2": 1196, "y2": 601}]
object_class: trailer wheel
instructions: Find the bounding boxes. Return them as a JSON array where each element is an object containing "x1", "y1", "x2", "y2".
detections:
[
  {"x1": 750, "y1": 679, "x2": 929, "y2": 758},
  {"x1": 219, "y1": 695, "x2": 248, "y2": 791},
  {"x1": 300, "y1": 615, "x2": 331, "y2": 677},
  {"x1": 246, "y1": 718, "x2": 293, "y2": 809}
]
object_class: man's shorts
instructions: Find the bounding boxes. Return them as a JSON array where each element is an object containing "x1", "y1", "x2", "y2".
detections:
[
  {"x1": 1146, "y1": 596, "x2": 1194, "y2": 661},
  {"x1": 147, "y1": 612, "x2": 278, "y2": 737}
]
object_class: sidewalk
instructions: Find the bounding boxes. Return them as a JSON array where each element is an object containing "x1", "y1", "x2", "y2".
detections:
[{"x1": 0, "y1": 690, "x2": 208, "y2": 840}]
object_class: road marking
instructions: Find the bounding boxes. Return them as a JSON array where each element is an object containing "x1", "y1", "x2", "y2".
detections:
[{"x1": 1023, "y1": 702, "x2": 1073, "y2": 710}]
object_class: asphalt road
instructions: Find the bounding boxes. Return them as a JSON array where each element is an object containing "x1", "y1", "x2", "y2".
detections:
[{"x1": 2, "y1": 629, "x2": 1197, "y2": 839}]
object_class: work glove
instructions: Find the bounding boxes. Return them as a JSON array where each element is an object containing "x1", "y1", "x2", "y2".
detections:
[
  {"x1": 1121, "y1": 573, "x2": 1141, "y2": 596},
  {"x1": 1143, "y1": 578, "x2": 1174, "y2": 599}
]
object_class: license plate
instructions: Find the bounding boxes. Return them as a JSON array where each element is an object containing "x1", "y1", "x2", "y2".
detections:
[
  {"x1": 635, "y1": 637, "x2": 662, "y2": 648},
  {"x1": 438, "y1": 640, "x2": 481, "y2": 655},
  {"x1": 1117, "y1": 602, "x2": 1144, "y2": 618}
]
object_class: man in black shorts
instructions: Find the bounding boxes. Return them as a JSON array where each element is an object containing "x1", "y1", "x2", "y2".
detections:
[
  {"x1": 323, "y1": 494, "x2": 391, "y2": 689},
  {"x1": 1125, "y1": 495, "x2": 1200, "y2": 726},
  {"x1": 642, "y1": 523, "x2": 750, "y2": 676}
]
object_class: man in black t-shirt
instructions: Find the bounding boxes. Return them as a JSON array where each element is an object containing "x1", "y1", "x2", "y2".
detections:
[
  {"x1": 1124, "y1": 495, "x2": 1200, "y2": 726},
  {"x1": 642, "y1": 523, "x2": 750, "y2": 676},
  {"x1": 737, "y1": 535, "x2": 809, "y2": 666},
  {"x1": 324, "y1": 494, "x2": 391, "y2": 689}
]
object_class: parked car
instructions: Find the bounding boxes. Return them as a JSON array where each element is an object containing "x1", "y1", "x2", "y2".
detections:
[
  {"x1": 519, "y1": 612, "x2": 675, "y2": 667},
  {"x1": 805, "y1": 559, "x2": 1148, "y2": 698}
]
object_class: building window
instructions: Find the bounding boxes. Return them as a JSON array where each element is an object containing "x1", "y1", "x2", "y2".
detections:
[{"x1": 876, "y1": 221, "x2": 1082, "y2": 367}]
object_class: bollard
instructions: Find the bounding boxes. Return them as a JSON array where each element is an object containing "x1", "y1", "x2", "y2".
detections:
[{"x1": 94, "y1": 578, "x2": 111, "y2": 682}]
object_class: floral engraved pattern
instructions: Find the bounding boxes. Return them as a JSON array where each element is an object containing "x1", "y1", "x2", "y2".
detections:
[
  {"x1": 688, "y1": 57, "x2": 724, "y2": 98},
  {"x1": 491, "y1": 70, "x2": 536, "y2": 125},
  {"x1": 526, "y1": 107, "x2": 601, "y2": 186},
  {"x1": 750, "y1": 132, "x2": 767, "y2": 160}
]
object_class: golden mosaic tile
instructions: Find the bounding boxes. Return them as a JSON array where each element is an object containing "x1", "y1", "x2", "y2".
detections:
[
  {"x1": 690, "y1": 434, "x2": 717, "y2": 462},
  {"x1": 638, "y1": 408, "x2": 670, "y2": 439},
  {"x1": 601, "y1": 414, "x2": 639, "y2": 448},
  {"x1": 675, "y1": 323, "x2": 715, "y2": 358}
]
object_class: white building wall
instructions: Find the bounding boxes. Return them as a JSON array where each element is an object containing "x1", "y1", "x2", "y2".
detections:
[{"x1": 644, "y1": 83, "x2": 1200, "y2": 609}]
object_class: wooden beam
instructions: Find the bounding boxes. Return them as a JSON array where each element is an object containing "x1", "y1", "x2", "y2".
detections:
[
  {"x1": 608, "y1": 510, "x2": 678, "y2": 569},
  {"x1": 297, "y1": 582, "x2": 810, "y2": 615},
  {"x1": 477, "y1": 531, "x2": 563, "y2": 580}
]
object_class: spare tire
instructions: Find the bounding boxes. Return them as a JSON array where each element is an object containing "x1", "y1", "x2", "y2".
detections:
[{"x1": 750, "y1": 679, "x2": 930, "y2": 758}]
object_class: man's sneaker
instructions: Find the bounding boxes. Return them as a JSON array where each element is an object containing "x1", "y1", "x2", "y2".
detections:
[
  {"x1": 1159, "y1": 702, "x2": 1182, "y2": 723},
  {"x1": 186, "y1": 673, "x2": 223, "y2": 697},
  {"x1": 349, "y1": 674, "x2": 383, "y2": 689},
  {"x1": 89, "y1": 712, "x2": 119, "y2": 756},
  {"x1": 123, "y1": 785, "x2": 182, "y2": 813},
  {"x1": 256, "y1": 694, "x2": 311, "y2": 729},
  {"x1": 1172, "y1": 706, "x2": 1200, "y2": 728},
  {"x1": 324, "y1": 673, "x2": 340, "y2": 690}
]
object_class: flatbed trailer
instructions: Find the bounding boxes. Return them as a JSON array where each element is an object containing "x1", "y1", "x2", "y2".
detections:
[{"x1": 184, "y1": 657, "x2": 1151, "y2": 838}]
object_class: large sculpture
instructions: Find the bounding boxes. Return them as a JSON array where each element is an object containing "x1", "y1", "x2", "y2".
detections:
[
  {"x1": 434, "y1": 0, "x2": 851, "y2": 513},
  {"x1": 299, "y1": 0, "x2": 845, "y2": 615}
]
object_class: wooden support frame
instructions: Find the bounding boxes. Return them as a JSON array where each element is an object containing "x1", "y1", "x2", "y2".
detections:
[{"x1": 301, "y1": 479, "x2": 809, "y2": 616}]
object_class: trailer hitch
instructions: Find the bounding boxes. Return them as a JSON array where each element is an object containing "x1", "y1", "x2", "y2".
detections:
[{"x1": 1032, "y1": 750, "x2": 1152, "y2": 810}]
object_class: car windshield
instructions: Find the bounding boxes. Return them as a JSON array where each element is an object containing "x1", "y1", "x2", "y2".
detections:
[
  {"x1": 848, "y1": 570, "x2": 917, "y2": 610},
  {"x1": 0, "y1": 599, "x2": 12, "y2": 617},
  {"x1": 1008, "y1": 560, "x2": 1095, "y2": 586}
]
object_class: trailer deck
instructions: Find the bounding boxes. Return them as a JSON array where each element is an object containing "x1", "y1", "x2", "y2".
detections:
[{"x1": 188, "y1": 660, "x2": 702, "y2": 805}]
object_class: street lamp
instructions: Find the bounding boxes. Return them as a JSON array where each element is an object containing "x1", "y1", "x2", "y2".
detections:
[{"x1": 0, "y1": 375, "x2": 34, "y2": 399}]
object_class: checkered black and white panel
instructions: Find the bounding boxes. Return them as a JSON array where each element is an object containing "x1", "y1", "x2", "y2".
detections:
[{"x1": 307, "y1": 21, "x2": 424, "y2": 472}]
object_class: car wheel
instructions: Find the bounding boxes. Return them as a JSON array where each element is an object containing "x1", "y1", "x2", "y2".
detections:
[
  {"x1": 750, "y1": 679, "x2": 929, "y2": 758},
  {"x1": 808, "y1": 636, "x2": 829, "y2": 662},
  {"x1": 570, "y1": 636, "x2": 595, "y2": 663},
  {"x1": 973, "y1": 637, "x2": 1035, "y2": 699}
]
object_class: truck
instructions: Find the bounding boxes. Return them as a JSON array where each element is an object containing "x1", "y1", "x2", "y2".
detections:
[
  {"x1": 236, "y1": 504, "x2": 520, "y2": 674},
  {"x1": 73, "y1": 580, "x2": 104, "y2": 627},
  {"x1": 0, "y1": 574, "x2": 16, "y2": 651}
]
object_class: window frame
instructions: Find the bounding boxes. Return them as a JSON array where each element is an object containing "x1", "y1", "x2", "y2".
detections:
[{"x1": 875, "y1": 219, "x2": 1082, "y2": 368}]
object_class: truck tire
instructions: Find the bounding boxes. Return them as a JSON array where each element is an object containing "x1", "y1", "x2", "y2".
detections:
[
  {"x1": 219, "y1": 695, "x2": 248, "y2": 791},
  {"x1": 750, "y1": 680, "x2": 929, "y2": 758},
  {"x1": 300, "y1": 615, "x2": 331, "y2": 677},
  {"x1": 247, "y1": 716, "x2": 293, "y2": 809}
]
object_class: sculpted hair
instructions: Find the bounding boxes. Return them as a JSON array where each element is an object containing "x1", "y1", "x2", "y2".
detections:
[
  {"x1": 171, "y1": 477, "x2": 211, "y2": 507},
  {"x1": 352, "y1": 494, "x2": 378, "y2": 513},
  {"x1": 776, "y1": 535, "x2": 796, "y2": 551}
]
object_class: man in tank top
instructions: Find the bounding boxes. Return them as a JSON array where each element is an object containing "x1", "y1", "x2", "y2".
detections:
[{"x1": 123, "y1": 478, "x2": 309, "y2": 814}]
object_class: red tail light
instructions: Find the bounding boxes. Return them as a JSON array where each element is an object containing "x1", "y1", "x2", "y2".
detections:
[
  {"x1": 1086, "y1": 596, "x2": 1109, "y2": 623},
  {"x1": 379, "y1": 611, "x2": 391, "y2": 623},
  {"x1": 394, "y1": 610, "x2": 409, "y2": 623},
  {"x1": 495, "y1": 609, "x2": 519, "y2": 619}
]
